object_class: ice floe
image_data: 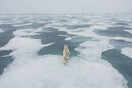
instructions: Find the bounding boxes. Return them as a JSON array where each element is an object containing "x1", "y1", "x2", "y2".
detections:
[
  {"x1": 0, "y1": 29, "x2": 4, "y2": 33},
  {"x1": 124, "y1": 30, "x2": 132, "y2": 34},
  {"x1": 0, "y1": 14, "x2": 129, "y2": 88},
  {"x1": 121, "y1": 47, "x2": 132, "y2": 58}
]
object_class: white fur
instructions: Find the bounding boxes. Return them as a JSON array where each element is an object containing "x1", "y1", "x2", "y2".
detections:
[{"x1": 62, "y1": 45, "x2": 70, "y2": 64}]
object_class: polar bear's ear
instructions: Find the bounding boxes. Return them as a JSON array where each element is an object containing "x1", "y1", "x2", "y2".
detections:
[{"x1": 64, "y1": 44, "x2": 68, "y2": 48}]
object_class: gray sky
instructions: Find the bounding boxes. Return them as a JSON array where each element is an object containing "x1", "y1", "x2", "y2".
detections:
[{"x1": 0, "y1": 0, "x2": 132, "y2": 14}]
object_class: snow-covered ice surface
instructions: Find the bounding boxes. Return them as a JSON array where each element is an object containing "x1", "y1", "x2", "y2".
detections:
[
  {"x1": 0, "y1": 14, "x2": 132, "y2": 88},
  {"x1": 0, "y1": 29, "x2": 3, "y2": 33},
  {"x1": 121, "y1": 48, "x2": 132, "y2": 58},
  {"x1": 124, "y1": 30, "x2": 132, "y2": 34}
]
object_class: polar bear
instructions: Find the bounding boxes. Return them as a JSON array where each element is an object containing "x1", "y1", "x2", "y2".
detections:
[{"x1": 63, "y1": 44, "x2": 70, "y2": 64}]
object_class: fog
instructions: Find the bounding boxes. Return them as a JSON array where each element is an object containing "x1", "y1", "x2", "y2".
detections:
[{"x1": 0, "y1": 0, "x2": 132, "y2": 14}]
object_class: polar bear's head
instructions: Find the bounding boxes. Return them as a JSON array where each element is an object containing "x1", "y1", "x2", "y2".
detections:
[{"x1": 64, "y1": 44, "x2": 68, "y2": 49}]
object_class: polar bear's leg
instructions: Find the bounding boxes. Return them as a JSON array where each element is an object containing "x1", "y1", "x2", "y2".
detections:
[
  {"x1": 63, "y1": 57, "x2": 67, "y2": 64},
  {"x1": 66, "y1": 58, "x2": 68, "y2": 63}
]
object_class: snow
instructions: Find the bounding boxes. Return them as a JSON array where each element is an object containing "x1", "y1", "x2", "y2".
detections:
[
  {"x1": 111, "y1": 37, "x2": 132, "y2": 43},
  {"x1": 13, "y1": 23, "x2": 33, "y2": 27},
  {"x1": 65, "y1": 37, "x2": 72, "y2": 41},
  {"x1": 124, "y1": 30, "x2": 132, "y2": 34},
  {"x1": 0, "y1": 29, "x2": 3, "y2": 33},
  {"x1": 121, "y1": 47, "x2": 132, "y2": 58},
  {"x1": 0, "y1": 36, "x2": 127, "y2": 88}
]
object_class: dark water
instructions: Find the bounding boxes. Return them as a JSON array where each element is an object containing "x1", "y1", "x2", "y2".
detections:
[
  {"x1": 110, "y1": 39, "x2": 132, "y2": 50},
  {"x1": 95, "y1": 23, "x2": 132, "y2": 88},
  {"x1": 102, "y1": 49, "x2": 132, "y2": 88},
  {"x1": 0, "y1": 24, "x2": 15, "y2": 75},
  {"x1": 32, "y1": 27, "x2": 91, "y2": 56},
  {"x1": 94, "y1": 26, "x2": 132, "y2": 38},
  {"x1": 0, "y1": 50, "x2": 13, "y2": 75}
]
